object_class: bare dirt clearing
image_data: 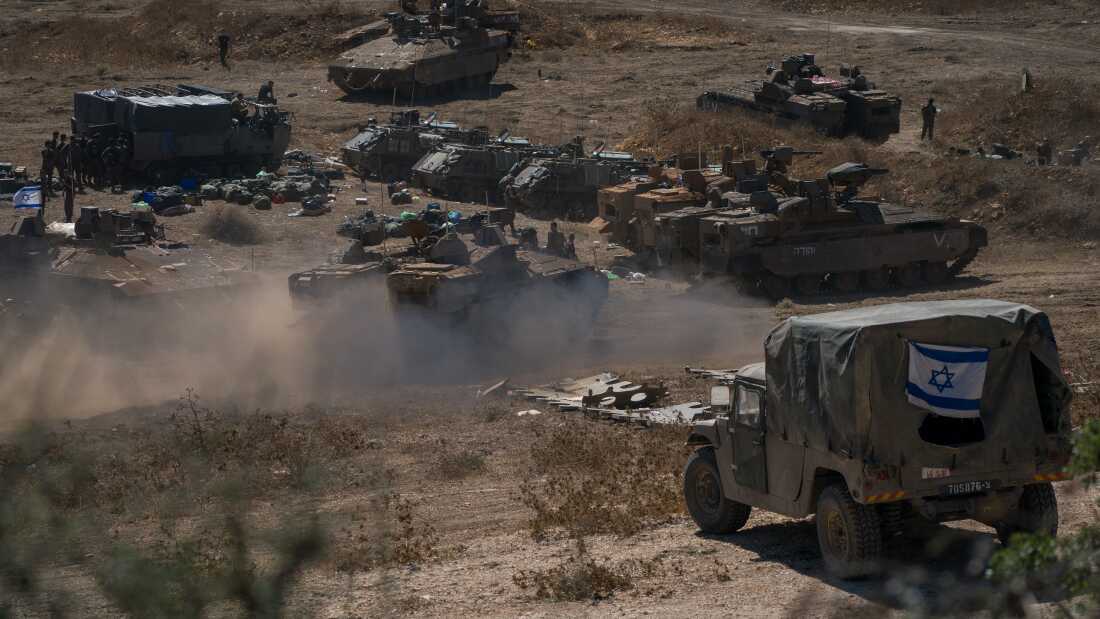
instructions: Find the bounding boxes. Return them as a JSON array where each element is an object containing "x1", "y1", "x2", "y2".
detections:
[{"x1": 2, "y1": 0, "x2": 1100, "y2": 616}]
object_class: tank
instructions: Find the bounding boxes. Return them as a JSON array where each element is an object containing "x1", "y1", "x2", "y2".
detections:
[
  {"x1": 500, "y1": 143, "x2": 650, "y2": 220},
  {"x1": 288, "y1": 226, "x2": 609, "y2": 333},
  {"x1": 697, "y1": 53, "x2": 902, "y2": 140},
  {"x1": 411, "y1": 137, "x2": 558, "y2": 203},
  {"x1": 327, "y1": 1, "x2": 518, "y2": 98},
  {"x1": 340, "y1": 110, "x2": 489, "y2": 180},
  {"x1": 71, "y1": 84, "x2": 292, "y2": 183},
  {"x1": 675, "y1": 156, "x2": 987, "y2": 297}
]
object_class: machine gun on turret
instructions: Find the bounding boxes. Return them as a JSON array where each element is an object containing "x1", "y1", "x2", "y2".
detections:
[{"x1": 826, "y1": 162, "x2": 888, "y2": 205}]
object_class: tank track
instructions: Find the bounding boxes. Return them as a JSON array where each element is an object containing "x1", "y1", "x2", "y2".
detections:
[{"x1": 947, "y1": 247, "x2": 980, "y2": 277}]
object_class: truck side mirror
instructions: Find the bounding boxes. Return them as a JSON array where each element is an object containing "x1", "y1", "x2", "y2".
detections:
[{"x1": 710, "y1": 385, "x2": 731, "y2": 408}]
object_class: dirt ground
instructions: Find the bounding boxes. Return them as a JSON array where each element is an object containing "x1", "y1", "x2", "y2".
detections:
[{"x1": 2, "y1": 0, "x2": 1100, "y2": 616}]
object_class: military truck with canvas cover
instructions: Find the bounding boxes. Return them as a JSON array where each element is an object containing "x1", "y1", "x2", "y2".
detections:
[
  {"x1": 341, "y1": 110, "x2": 489, "y2": 180},
  {"x1": 327, "y1": 2, "x2": 517, "y2": 98},
  {"x1": 684, "y1": 300, "x2": 1072, "y2": 578},
  {"x1": 697, "y1": 54, "x2": 901, "y2": 140},
  {"x1": 72, "y1": 84, "x2": 291, "y2": 181}
]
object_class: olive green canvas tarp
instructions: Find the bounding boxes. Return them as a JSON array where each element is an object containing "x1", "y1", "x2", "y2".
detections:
[{"x1": 763, "y1": 300, "x2": 1070, "y2": 469}]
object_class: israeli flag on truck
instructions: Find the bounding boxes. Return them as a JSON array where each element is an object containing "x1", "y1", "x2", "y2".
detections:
[
  {"x1": 906, "y1": 342, "x2": 989, "y2": 419},
  {"x1": 12, "y1": 186, "x2": 43, "y2": 210}
]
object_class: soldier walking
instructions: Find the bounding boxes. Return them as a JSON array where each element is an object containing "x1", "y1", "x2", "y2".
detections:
[
  {"x1": 217, "y1": 32, "x2": 232, "y2": 69},
  {"x1": 920, "y1": 98, "x2": 938, "y2": 142},
  {"x1": 39, "y1": 140, "x2": 55, "y2": 196}
]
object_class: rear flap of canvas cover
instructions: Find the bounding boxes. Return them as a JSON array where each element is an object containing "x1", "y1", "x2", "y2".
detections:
[{"x1": 763, "y1": 300, "x2": 1070, "y2": 467}]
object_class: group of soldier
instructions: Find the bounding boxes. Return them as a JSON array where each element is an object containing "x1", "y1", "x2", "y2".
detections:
[{"x1": 39, "y1": 131, "x2": 129, "y2": 222}]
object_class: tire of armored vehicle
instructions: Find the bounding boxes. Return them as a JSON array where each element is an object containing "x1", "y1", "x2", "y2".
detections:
[{"x1": 328, "y1": 10, "x2": 515, "y2": 99}]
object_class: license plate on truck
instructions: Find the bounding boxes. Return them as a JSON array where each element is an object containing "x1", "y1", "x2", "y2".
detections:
[{"x1": 941, "y1": 480, "x2": 995, "y2": 496}]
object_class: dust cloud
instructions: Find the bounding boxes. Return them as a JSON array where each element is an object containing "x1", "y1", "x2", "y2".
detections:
[{"x1": 0, "y1": 271, "x2": 775, "y2": 423}]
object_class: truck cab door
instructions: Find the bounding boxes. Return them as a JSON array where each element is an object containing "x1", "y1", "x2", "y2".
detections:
[{"x1": 730, "y1": 384, "x2": 768, "y2": 493}]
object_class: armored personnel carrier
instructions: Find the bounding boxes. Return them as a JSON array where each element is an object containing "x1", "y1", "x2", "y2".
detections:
[
  {"x1": 500, "y1": 143, "x2": 649, "y2": 220},
  {"x1": 288, "y1": 226, "x2": 609, "y2": 333},
  {"x1": 71, "y1": 84, "x2": 291, "y2": 183},
  {"x1": 341, "y1": 110, "x2": 489, "y2": 180},
  {"x1": 697, "y1": 54, "x2": 901, "y2": 140},
  {"x1": 327, "y1": 1, "x2": 518, "y2": 98},
  {"x1": 690, "y1": 157, "x2": 987, "y2": 297},
  {"x1": 411, "y1": 137, "x2": 558, "y2": 204}
]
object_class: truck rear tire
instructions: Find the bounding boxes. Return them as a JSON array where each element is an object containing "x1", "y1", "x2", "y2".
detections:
[
  {"x1": 683, "y1": 447, "x2": 751, "y2": 534},
  {"x1": 998, "y1": 483, "x2": 1058, "y2": 544},
  {"x1": 815, "y1": 483, "x2": 882, "y2": 579}
]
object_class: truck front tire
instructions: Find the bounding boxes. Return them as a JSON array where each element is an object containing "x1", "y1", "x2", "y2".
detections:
[
  {"x1": 815, "y1": 483, "x2": 883, "y2": 579},
  {"x1": 683, "y1": 447, "x2": 751, "y2": 534},
  {"x1": 998, "y1": 482, "x2": 1059, "y2": 544}
]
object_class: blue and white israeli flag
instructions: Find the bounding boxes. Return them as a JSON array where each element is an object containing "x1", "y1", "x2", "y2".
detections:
[
  {"x1": 906, "y1": 342, "x2": 989, "y2": 419},
  {"x1": 12, "y1": 186, "x2": 43, "y2": 210}
]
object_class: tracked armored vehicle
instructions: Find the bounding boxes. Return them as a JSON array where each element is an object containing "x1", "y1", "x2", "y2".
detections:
[
  {"x1": 341, "y1": 110, "x2": 489, "y2": 180},
  {"x1": 697, "y1": 54, "x2": 901, "y2": 140},
  {"x1": 327, "y1": 2, "x2": 517, "y2": 98},
  {"x1": 71, "y1": 84, "x2": 291, "y2": 183},
  {"x1": 500, "y1": 145, "x2": 649, "y2": 220},
  {"x1": 411, "y1": 137, "x2": 558, "y2": 204},
  {"x1": 288, "y1": 227, "x2": 608, "y2": 334},
  {"x1": 692, "y1": 159, "x2": 986, "y2": 297}
]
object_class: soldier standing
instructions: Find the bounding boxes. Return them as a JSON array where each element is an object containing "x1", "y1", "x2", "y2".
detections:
[
  {"x1": 257, "y1": 80, "x2": 276, "y2": 104},
  {"x1": 40, "y1": 140, "x2": 55, "y2": 196},
  {"x1": 545, "y1": 221, "x2": 566, "y2": 256},
  {"x1": 217, "y1": 32, "x2": 232, "y2": 69},
  {"x1": 69, "y1": 137, "x2": 85, "y2": 192},
  {"x1": 61, "y1": 172, "x2": 75, "y2": 223},
  {"x1": 920, "y1": 98, "x2": 938, "y2": 142},
  {"x1": 1037, "y1": 138, "x2": 1054, "y2": 166},
  {"x1": 55, "y1": 135, "x2": 70, "y2": 181}
]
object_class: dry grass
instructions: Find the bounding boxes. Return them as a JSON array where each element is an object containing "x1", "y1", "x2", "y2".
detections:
[
  {"x1": 519, "y1": 420, "x2": 687, "y2": 539},
  {"x1": 201, "y1": 204, "x2": 266, "y2": 245},
  {"x1": 509, "y1": 2, "x2": 747, "y2": 51},
  {"x1": 436, "y1": 449, "x2": 488, "y2": 480},
  {"x1": 768, "y1": 0, "x2": 1072, "y2": 15},
  {"x1": 0, "y1": 0, "x2": 373, "y2": 71},
  {"x1": 332, "y1": 493, "x2": 463, "y2": 573},
  {"x1": 513, "y1": 538, "x2": 658, "y2": 601}
]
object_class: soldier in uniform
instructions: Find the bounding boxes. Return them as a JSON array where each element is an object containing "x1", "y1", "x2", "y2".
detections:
[
  {"x1": 1037, "y1": 138, "x2": 1054, "y2": 166},
  {"x1": 565, "y1": 233, "x2": 577, "y2": 259},
  {"x1": 231, "y1": 93, "x2": 250, "y2": 122},
  {"x1": 545, "y1": 221, "x2": 566, "y2": 256},
  {"x1": 217, "y1": 32, "x2": 232, "y2": 69},
  {"x1": 258, "y1": 81, "x2": 276, "y2": 104},
  {"x1": 40, "y1": 140, "x2": 55, "y2": 196},
  {"x1": 61, "y1": 171, "x2": 75, "y2": 223},
  {"x1": 55, "y1": 135, "x2": 70, "y2": 181},
  {"x1": 920, "y1": 99, "x2": 938, "y2": 141},
  {"x1": 69, "y1": 137, "x2": 84, "y2": 192}
]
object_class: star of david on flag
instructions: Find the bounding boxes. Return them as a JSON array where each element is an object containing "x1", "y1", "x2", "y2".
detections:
[
  {"x1": 12, "y1": 186, "x2": 43, "y2": 210},
  {"x1": 906, "y1": 341, "x2": 989, "y2": 419}
]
